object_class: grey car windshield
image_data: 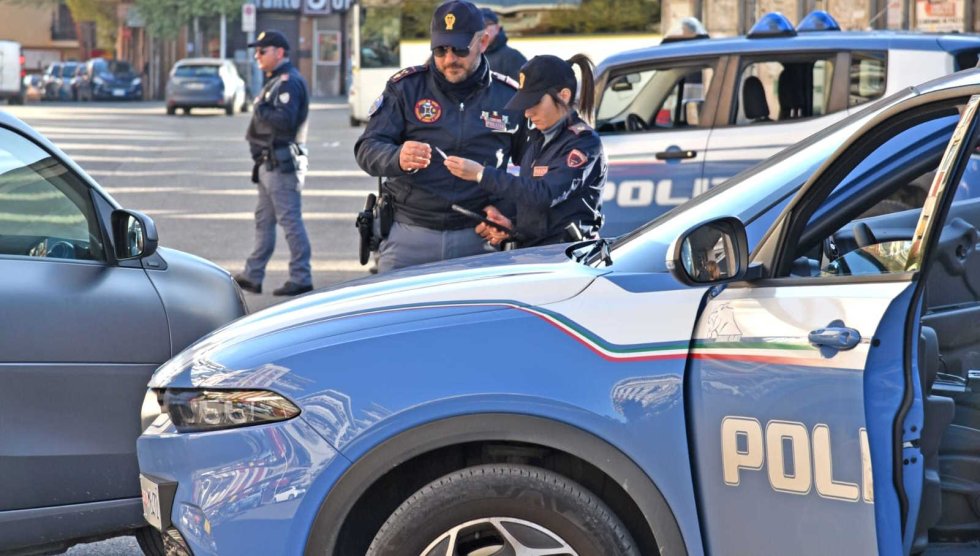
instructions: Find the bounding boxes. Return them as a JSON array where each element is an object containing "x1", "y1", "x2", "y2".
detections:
[{"x1": 605, "y1": 88, "x2": 916, "y2": 273}]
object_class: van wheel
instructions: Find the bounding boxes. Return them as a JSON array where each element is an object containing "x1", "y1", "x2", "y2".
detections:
[
  {"x1": 134, "y1": 526, "x2": 165, "y2": 556},
  {"x1": 366, "y1": 464, "x2": 639, "y2": 556},
  {"x1": 182, "y1": 107, "x2": 191, "y2": 115}
]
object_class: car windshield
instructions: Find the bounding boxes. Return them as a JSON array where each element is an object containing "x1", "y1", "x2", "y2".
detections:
[
  {"x1": 174, "y1": 64, "x2": 220, "y2": 78},
  {"x1": 602, "y1": 87, "x2": 918, "y2": 272},
  {"x1": 61, "y1": 64, "x2": 78, "y2": 77}
]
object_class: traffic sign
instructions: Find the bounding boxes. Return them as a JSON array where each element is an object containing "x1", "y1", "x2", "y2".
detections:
[{"x1": 242, "y1": 3, "x2": 256, "y2": 33}]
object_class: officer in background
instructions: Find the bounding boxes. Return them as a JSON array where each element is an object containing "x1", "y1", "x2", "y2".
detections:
[
  {"x1": 354, "y1": 0, "x2": 526, "y2": 273},
  {"x1": 480, "y1": 8, "x2": 527, "y2": 81},
  {"x1": 234, "y1": 30, "x2": 313, "y2": 297}
]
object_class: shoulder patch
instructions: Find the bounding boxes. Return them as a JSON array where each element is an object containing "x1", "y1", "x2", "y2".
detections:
[
  {"x1": 490, "y1": 71, "x2": 519, "y2": 89},
  {"x1": 368, "y1": 94, "x2": 384, "y2": 117},
  {"x1": 566, "y1": 148, "x2": 588, "y2": 168},
  {"x1": 567, "y1": 122, "x2": 593, "y2": 135},
  {"x1": 390, "y1": 65, "x2": 429, "y2": 84}
]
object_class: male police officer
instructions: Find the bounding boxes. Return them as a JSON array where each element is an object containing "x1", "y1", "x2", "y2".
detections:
[
  {"x1": 480, "y1": 8, "x2": 526, "y2": 81},
  {"x1": 234, "y1": 30, "x2": 313, "y2": 296},
  {"x1": 354, "y1": 0, "x2": 525, "y2": 273}
]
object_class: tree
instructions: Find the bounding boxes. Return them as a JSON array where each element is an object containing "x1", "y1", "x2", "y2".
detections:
[{"x1": 135, "y1": 0, "x2": 245, "y2": 39}]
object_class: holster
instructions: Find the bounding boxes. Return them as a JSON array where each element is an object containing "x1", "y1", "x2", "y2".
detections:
[
  {"x1": 272, "y1": 145, "x2": 296, "y2": 173},
  {"x1": 355, "y1": 194, "x2": 379, "y2": 265},
  {"x1": 377, "y1": 193, "x2": 394, "y2": 239}
]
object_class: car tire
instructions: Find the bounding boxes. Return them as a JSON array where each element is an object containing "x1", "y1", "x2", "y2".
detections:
[
  {"x1": 349, "y1": 115, "x2": 360, "y2": 127},
  {"x1": 182, "y1": 107, "x2": 191, "y2": 115},
  {"x1": 366, "y1": 464, "x2": 639, "y2": 556},
  {"x1": 225, "y1": 98, "x2": 235, "y2": 116},
  {"x1": 166, "y1": 105, "x2": 176, "y2": 116},
  {"x1": 134, "y1": 526, "x2": 165, "y2": 556}
]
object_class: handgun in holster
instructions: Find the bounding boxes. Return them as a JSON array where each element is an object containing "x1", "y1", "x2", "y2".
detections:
[{"x1": 355, "y1": 188, "x2": 394, "y2": 265}]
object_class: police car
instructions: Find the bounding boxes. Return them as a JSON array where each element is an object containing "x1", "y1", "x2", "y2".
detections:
[
  {"x1": 136, "y1": 68, "x2": 980, "y2": 554},
  {"x1": 597, "y1": 10, "x2": 980, "y2": 236}
]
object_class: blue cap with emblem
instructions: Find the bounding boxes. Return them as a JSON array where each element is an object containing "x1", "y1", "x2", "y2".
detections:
[
  {"x1": 431, "y1": 1, "x2": 485, "y2": 50},
  {"x1": 505, "y1": 55, "x2": 577, "y2": 111},
  {"x1": 248, "y1": 30, "x2": 290, "y2": 51}
]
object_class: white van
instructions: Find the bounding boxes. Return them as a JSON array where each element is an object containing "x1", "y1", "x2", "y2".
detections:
[{"x1": 0, "y1": 41, "x2": 24, "y2": 104}]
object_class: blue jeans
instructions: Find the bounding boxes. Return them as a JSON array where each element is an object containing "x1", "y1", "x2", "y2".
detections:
[{"x1": 243, "y1": 165, "x2": 312, "y2": 286}]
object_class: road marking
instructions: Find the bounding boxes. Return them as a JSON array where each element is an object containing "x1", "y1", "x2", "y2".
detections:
[
  {"x1": 162, "y1": 211, "x2": 354, "y2": 221},
  {"x1": 88, "y1": 169, "x2": 371, "y2": 178},
  {"x1": 213, "y1": 259, "x2": 368, "y2": 272},
  {"x1": 106, "y1": 187, "x2": 373, "y2": 197},
  {"x1": 71, "y1": 155, "x2": 191, "y2": 163}
]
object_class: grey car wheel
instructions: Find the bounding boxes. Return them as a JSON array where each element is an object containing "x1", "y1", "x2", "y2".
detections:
[{"x1": 366, "y1": 464, "x2": 639, "y2": 556}]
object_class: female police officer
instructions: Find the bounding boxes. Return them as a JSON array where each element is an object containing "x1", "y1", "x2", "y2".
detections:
[{"x1": 444, "y1": 54, "x2": 605, "y2": 246}]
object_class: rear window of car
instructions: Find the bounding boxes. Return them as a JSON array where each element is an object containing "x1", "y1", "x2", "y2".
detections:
[{"x1": 174, "y1": 65, "x2": 220, "y2": 78}]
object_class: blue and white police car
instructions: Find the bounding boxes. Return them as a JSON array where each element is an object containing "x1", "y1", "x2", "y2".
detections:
[
  {"x1": 597, "y1": 11, "x2": 980, "y2": 236},
  {"x1": 137, "y1": 67, "x2": 980, "y2": 555}
]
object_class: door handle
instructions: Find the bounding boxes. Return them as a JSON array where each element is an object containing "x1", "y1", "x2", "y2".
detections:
[
  {"x1": 808, "y1": 326, "x2": 861, "y2": 351},
  {"x1": 655, "y1": 149, "x2": 697, "y2": 160}
]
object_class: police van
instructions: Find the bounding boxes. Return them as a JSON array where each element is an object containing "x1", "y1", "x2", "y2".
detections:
[{"x1": 595, "y1": 11, "x2": 980, "y2": 236}]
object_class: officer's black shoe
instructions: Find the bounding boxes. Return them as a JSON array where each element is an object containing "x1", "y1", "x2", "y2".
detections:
[
  {"x1": 233, "y1": 274, "x2": 262, "y2": 294},
  {"x1": 273, "y1": 281, "x2": 313, "y2": 297}
]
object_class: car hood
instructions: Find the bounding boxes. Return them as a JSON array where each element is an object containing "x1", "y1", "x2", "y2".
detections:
[{"x1": 149, "y1": 245, "x2": 607, "y2": 388}]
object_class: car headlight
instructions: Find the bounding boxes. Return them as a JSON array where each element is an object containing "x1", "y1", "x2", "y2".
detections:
[
  {"x1": 162, "y1": 389, "x2": 301, "y2": 433},
  {"x1": 93, "y1": 76, "x2": 104, "y2": 85},
  {"x1": 133, "y1": 77, "x2": 142, "y2": 86}
]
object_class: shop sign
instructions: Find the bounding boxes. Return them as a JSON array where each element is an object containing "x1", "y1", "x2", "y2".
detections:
[
  {"x1": 915, "y1": 0, "x2": 964, "y2": 32},
  {"x1": 258, "y1": 0, "x2": 301, "y2": 11},
  {"x1": 303, "y1": 0, "x2": 354, "y2": 15}
]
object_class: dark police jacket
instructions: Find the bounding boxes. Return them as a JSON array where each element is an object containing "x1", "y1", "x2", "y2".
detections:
[
  {"x1": 485, "y1": 29, "x2": 527, "y2": 81},
  {"x1": 246, "y1": 60, "x2": 309, "y2": 163},
  {"x1": 480, "y1": 111, "x2": 606, "y2": 246},
  {"x1": 354, "y1": 59, "x2": 526, "y2": 231}
]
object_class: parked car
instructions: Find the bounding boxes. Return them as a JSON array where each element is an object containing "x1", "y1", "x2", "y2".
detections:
[
  {"x1": 42, "y1": 60, "x2": 79, "y2": 100},
  {"x1": 0, "y1": 110, "x2": 247, "y2": 553},
  {"x1": 76, "y1": 58, "x2": 142, "y2": 100},
  {"x1": 0, "y1": 40, "x2": 24, "y2": 105},
  {"x1": 138, "y1": 67, "x2": 980, "y2": 555},
  {"x1": 593, "y1": 11, "x2": 980, "y2": 236},
  {"x1": 165, "y1": 58, "x2": 249, "y2": 116}
]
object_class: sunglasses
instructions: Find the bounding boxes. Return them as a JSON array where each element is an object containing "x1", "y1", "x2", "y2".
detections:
[
  {"x1": 256, "y1": 47, "x2": 274, "y2": 55},
  {"x1": 432, "y1": 45, "x2": 473, "y2": 58},
  {"x1": 432, "y1": 34, "x2": 480, "y2": 58}
]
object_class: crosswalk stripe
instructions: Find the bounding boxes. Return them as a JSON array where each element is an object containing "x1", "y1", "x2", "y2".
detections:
[{"x1": 105, "y1": 186, "x2": 374, "y2": 197}]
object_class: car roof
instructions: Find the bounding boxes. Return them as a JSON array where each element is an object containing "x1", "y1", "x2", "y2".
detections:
[{"x1": 598, "y1": 30, "x2": 980, "y2": 74}]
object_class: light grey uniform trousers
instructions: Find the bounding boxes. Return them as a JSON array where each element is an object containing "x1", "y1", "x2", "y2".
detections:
[
  {"x1": 243, "y1": 165, "x2": 312, "y2": 286},
  {"x1": 379, "y1": 221, "x2": 491, "y2": 273}
]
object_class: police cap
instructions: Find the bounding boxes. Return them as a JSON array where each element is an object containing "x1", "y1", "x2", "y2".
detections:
[
  {"x1": 248, "y1": 30, "x2": 290, "y2": 51},
  {"x1": 505, "y1": 55, "x2": 577, "y2": 111},
  {"x1": 431, "y1": 1, "x2": 485, "y2": 50}
]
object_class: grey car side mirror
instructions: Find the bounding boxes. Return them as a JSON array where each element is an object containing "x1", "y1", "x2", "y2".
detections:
[
  {"x1": 668, "y1": 217, "x2": 749, "y2": 285},
  {"x1": 111, "y1": 209, "x2": 158, "y2": 261}
]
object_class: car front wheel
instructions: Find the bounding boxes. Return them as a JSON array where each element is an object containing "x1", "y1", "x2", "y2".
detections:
[{"x1": 366, "y1": 464, "x2": 639, "y2": 556}]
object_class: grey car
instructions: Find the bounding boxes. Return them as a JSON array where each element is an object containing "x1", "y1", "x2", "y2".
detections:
[
  {"x1": 0, "y1": 111, "x2": 247, "y2": 553},
  {"x1": 165, "y1": 58, "x2": 249, "y2": 116}
]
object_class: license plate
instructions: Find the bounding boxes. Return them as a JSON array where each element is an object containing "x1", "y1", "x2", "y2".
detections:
[
  {"x1": 140, "y1": 474, "x2": 174, "y2": 530},
  {"x1": 186, "y1": 83, "x2": 205, "y2": 90},
  {"x1": 113, "y1": 89, "x2": 125, "y2": 97}
]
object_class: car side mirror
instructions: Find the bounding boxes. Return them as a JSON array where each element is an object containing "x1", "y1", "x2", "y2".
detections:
[
  {"x1": 111, "y1": 209, "x2": 158, "y2": 261},
  {"x1": 684, "y1": 99, "x2": 704, "y2": 126},
  {"x1": 668, "y1": 217, "x2": 749, "y2": 285}
]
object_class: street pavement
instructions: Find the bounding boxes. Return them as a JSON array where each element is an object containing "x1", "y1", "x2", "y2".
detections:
[
  {"x1": 5, "y1": 99, "x2": 376, "y2": 314},
  {"x1": 4, "y1": 98, "x2": 377, "y2": 554}
]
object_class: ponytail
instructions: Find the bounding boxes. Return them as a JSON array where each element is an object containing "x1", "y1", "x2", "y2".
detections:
[{"x1": 566, "y1": 54, "x2": 596, "y2": 124}]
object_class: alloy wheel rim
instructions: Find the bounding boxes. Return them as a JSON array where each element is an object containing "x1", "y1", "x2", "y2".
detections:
[{"x1": 420, "y1": 516, "x2": 578, "y2": 556}]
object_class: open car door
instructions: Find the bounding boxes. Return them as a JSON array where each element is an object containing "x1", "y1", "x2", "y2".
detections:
[{"x1": 682, "y1": 94, "x2": 980, "y2": 554}]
